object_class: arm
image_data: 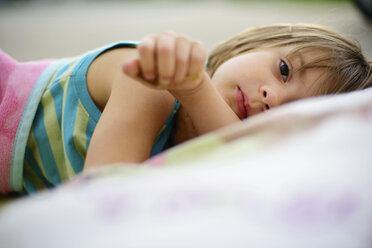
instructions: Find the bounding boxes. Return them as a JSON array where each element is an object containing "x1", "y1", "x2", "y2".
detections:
[
  {"x1": 170, "y1": 71, "x2": 239, "y2": 135},
  {"x1": 124, "y1": 32, "x2": 240, "y2": 136},
  {"x1": 84, "y1": 48, "x2": 175, "y2": 170}
]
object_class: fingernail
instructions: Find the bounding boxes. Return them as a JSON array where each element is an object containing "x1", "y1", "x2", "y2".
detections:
[
  {"x1": 145, "y1": 74, "x2": 155, "y2": 81},
  {"x1": 160, "y1": 78, "x2": 170, "y2": 85},
  {"x1": 123, "y1": 62, "x2": 131, "y2": 72}
]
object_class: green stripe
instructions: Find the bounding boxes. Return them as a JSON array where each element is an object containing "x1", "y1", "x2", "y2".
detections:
[
  {"x1": 26, "y1": 131, "x2": 48, "y2": 178},
  {"x1": 74, "y1": 99, "x2": 90, "y2": 160},
  {"x1": 23, "y1": 161, "x2": 47, "y2": 192}
]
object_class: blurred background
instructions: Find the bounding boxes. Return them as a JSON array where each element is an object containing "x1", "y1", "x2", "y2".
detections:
[{"x1": 0, "y1": 0, "x2": 371, "y2": 61}]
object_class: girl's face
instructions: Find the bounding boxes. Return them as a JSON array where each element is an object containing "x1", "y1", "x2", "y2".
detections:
[{"x1": 211, "y1": 46, "x2": 326, "y2": 119}]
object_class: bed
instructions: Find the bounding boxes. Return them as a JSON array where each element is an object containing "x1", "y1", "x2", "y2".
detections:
[{"x1": 0, "y1": 87, "x2": 371, "y2": 248}]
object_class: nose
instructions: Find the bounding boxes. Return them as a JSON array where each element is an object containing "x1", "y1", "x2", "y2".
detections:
[{"x1": 260, "y1": 85, "x2": 279, "y2": 110}]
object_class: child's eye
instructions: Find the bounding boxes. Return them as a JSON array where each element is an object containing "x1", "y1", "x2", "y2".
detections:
[{"x1": 279, "y1": 60, "x2": 290, "y2": 82}]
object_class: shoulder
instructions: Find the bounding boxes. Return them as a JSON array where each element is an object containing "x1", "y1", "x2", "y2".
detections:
[
  {"x1": 87, "y1": 46, "x2": 175, "y2": 111},
  {"x1": 86, "y1": 47, "x2": 136, "y2": 111},
  {"x1": 84, "y1": 46, "x2": 176, "y2": 166},
  {"x1": 88, "y1": 44, "x2": 176, "y2": 134}
]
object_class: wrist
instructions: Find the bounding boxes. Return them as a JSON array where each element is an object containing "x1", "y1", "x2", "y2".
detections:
[
  {"x1": 169, "y1": 71, "x2": 211, "y2": 100},
  {"x1": 169, "y1": 72, "x2": 240, "y2": 135}
]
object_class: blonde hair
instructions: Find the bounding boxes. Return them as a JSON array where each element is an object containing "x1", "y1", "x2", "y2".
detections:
[{"x1": 206, "y1": 23, "x2": 372, "y2": 95}]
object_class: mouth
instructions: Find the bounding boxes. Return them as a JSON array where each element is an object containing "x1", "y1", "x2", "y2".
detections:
[{"x1": 236, "y1": 86, "x2": 250, "y2": 119}]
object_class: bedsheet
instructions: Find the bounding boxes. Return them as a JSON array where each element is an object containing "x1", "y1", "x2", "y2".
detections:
[{"x1": 0, "y1": 87, "x2": 372, "y2": 248}]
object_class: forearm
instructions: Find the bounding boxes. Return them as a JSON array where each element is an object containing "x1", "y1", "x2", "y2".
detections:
[
  {"x1": 123, "y1": 32, "x2": 239, "y2": 135},
  {"x1": 170, "y1": 73, "x2": 240, "y2": 135}
]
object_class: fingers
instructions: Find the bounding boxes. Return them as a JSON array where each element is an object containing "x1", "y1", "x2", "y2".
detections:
[
  {"x1": 123, "y1": 58, "x2": 141, "y2": 78},
  {"x1": 137, "y1": 35, "x2": 156, "y2": 81},
  {"x1": 132, "y1": 31, "x2": 206, "y2": 89},
  {"x1": 156, "y1": 33, "x2": 176, "y2": 85},
  {"x1": 173, "y1": 35, "x2": 191, "y2": 84},
  {"x1": 188, "y1": 41, "x2": 206, "y2": 80}
]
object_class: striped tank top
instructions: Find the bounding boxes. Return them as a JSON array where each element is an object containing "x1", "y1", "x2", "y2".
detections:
[{"x1": 23, "y1": 42, "x2": 180, "y2": 193}]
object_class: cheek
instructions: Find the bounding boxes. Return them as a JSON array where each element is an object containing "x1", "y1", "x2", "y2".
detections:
[
  {"x1": 211, "y1": 66, "x2": 228, "y2": 87},
  {"x1": 213, "y1": 66, "x2": 239, "y2": 87},
  {"x1": 211, "y1": 76, "x2": 235, "y2": 108},
  {"x1": 212, "y1": 69, "x2": 236, "y2": 91},
  {"x1": 213, "y1": 58, "x2": 242, "y2": 78}
]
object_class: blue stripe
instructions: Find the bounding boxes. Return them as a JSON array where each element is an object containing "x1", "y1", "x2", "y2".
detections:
[
  {"x1": 32, "y1": 104, "x2": 62, "y2": 185},
  {"x1": 50, "y1": 82, "x2": 64, "y2": 127},
  {"x1": 23, "y1": 178, "x2": 37, "y2": 194}
]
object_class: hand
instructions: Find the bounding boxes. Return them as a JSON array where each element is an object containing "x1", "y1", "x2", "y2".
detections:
[{"x1": 123, "y1": 31, "x2": 207, "y2": 93}]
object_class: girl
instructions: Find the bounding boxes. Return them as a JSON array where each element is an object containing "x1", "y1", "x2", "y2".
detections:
[{"x1": 1, "y1": 23, "x2": 371, "y2": 194}]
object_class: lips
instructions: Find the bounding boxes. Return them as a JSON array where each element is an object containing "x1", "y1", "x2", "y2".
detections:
[{"x1": 236, "y1": 86, "x2": 250, "y2": 119}]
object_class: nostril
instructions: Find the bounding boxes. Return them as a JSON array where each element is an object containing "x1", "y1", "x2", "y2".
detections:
[
  {"x1": 263, "y1": 91, "x2": 267, "y2": 97},
  {"x1": 265, "y1": 104, "x2": 270, "y2": 110}
]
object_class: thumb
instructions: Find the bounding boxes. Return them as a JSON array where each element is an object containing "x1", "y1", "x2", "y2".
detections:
[
  {"x1": 123, "y1": 59, "x2": 141, "y2": 78},
  {"x1": 123, "y1": 58, "x2": 162, "y2": 89}
]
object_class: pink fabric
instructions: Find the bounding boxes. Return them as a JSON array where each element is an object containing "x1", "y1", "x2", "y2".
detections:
[
  {"x1": 146, "y1": 153, "x2": 166, "y2": 166},
  {"x1": 0, "y1": 51, "x2": 51, "y2": 194}
]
